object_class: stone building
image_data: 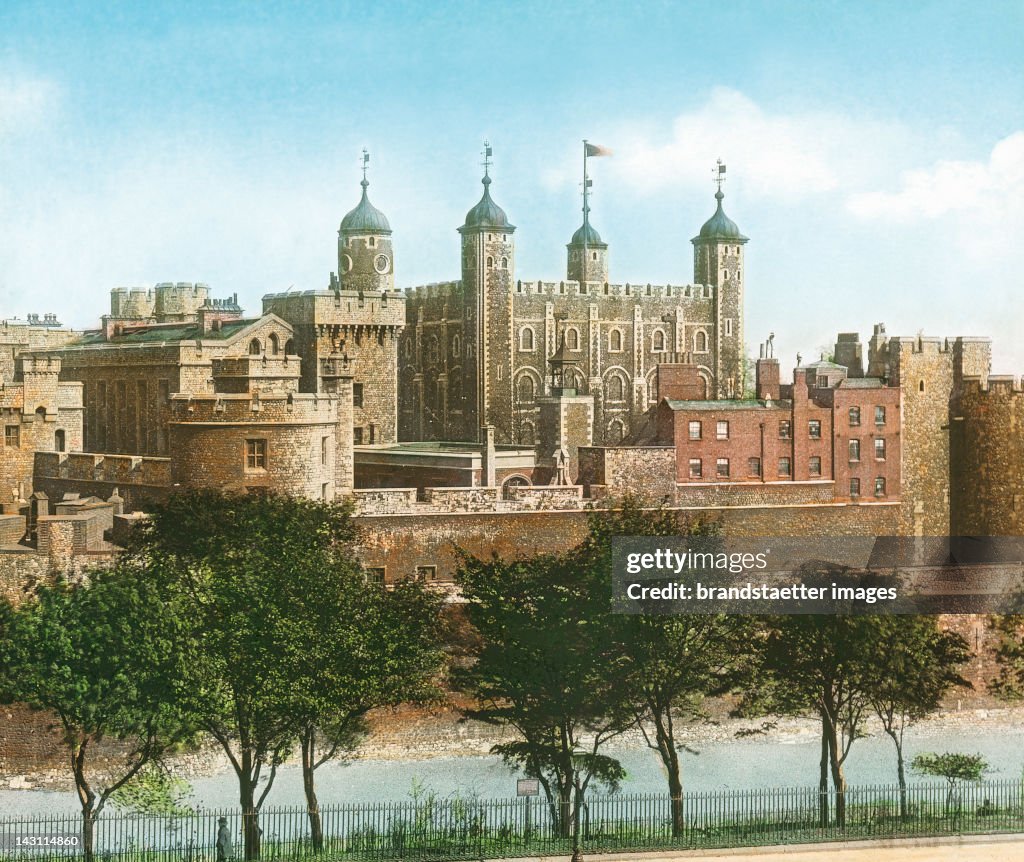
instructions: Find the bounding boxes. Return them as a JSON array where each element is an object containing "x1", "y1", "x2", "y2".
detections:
[{"x1": 397, "y1": 155, "x2": 747, "y2": 451}]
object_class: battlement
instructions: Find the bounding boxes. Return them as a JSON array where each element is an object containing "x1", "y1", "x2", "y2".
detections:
[
  {"x1": 262, "y1": 289, "x2": 405, "y2": 328},
  {"x1": 404, "y1": 281, "x2": 463, "y2": 301},
  {"x1": 512, "y1": 280, "x2": 714, "y2": 300},
  {"x1": 169, "y1": 390, "x2": 345, "y2": 424},
  {"x1": 24, "y1": 313, "x2": 62, "y2": 327},
  {"x1": 34, "y1": 451, "x2": 172, "y2": 487},
  {"x1": 16, "y1": 354, "x2": 62, "y2": 374},
  {"x1": 961, "y1": 375, "x2": 1024, "y2": 395}
]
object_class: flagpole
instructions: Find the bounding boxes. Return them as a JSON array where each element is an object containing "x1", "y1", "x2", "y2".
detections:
[{"x1": 582, "y1": 139, "x2": 589, "y2": 286}]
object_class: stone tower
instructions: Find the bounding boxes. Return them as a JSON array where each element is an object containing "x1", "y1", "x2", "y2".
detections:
[
  {"x1": 337, "y1": 154, "x2": 394, "y2": 294},
  {"x1": 692, "y1": 173, "x2": 747, "y2": 398},
  {"x1": 458, "y1": 152, "x2": 516, "y2": 442}
]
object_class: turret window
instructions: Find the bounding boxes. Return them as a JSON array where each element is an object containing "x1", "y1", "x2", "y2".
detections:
[
  {"x1": 369, "y1": 237, "x2": 376, "y2": 247},
  {"x1": 487, "y1": 256, "x2": 494, "y2": 269},
  {"x1": 501, "y1": 257, "x2": 508, "y2": 269},
  {"x1": 519, "y1": 327, "x2": 535, "y2": 351},
  {"x1": 725, "y1": 319, "x2": 733, "y2": 336}
]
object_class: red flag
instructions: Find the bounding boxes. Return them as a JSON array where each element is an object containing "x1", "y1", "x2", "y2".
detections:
[{"x1": 585, "y1": 143, "x2": 613, "y2": 157}]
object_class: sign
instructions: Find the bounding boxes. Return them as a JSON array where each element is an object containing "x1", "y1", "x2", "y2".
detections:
[{"x1": 517, "y1": 779, "x2": 540, "y2": 797}]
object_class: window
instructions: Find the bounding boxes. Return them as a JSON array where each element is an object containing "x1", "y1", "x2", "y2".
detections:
[
  {"x1": 695, "y1": 331, "x2": 708, "y2": 352},
  {"x1": 369, "y1": 236, "x2": 376, "y2": 247},
  {"x1": 849, "y1": 406, "x2": 861, "y2": 426},
  {"x1": 850, "y1": 478, "x2": 861, "y2": 498},
  {"x1": 353, "y1": 427, "x2": 364, "y2": 445},
  {"x1": 519, "y1": 327, "x2": 535, "y2": 351},
  {"x1": 849, "y1": 439, "x2": 861, "y2": 461},
  {"x1": 652, "y1": 330, "x2": 665, "y2": 352},
  {"x1": 875, "y1": 405, "x2": 886, "y2": 425},
  {"x1": 716, "y1": 420, "x2": 729, "y2": 440},
  {"x1": 688, "y1": 421, "x2": 702, "y2": 440},
  {"x1": 725, "y1": 318, "x2": 733, "y2": 336},
  {"x1": 874, "y1": 438, "x2": 886, "y2": 460},
  {"x1": 353, "y1": 383, "x2": 364, "y2": 407},
  {"x1": 269, "y1": 333, "x2": 280, "y2": 355},
  {"x1": 245, "y1": 438, "x2": 267, "y2": 470},
  {"x1": 501, "y1": 257, "x2": 508, "y2": 269},
  {"x1": 778, "y1": 457, "x2": 792, "y2": 477},
  {"x1": 875, "y1": 477, "x2": 887, "y2": 497},
  {"x1": 808, "y1": 420, "x2": 821, "y2": 439},
  {"x1": 416, "y1": 565, "x2": 438, "y2": 582},
  {"x1": 609, "y1": 329, "x2": 623, "y2": 351},
  {"x1": 607, "y1": 375, "x2": 625, "y2": 401},
  {"x1": 486, "y1": 256, "x2": 494, "y2": 268},
  {"x1": 748, "y1": 457, "x2": 761, "y2": 477},
  {"x1": 248, "y1": 338, "x2": 262, "y2": 355},
  {"x1": 54, "y1": 429, "x2": 65, "y2": 452},
  {"x1": 779, "y1": 420, "x2": 792, "y2": 439},
  {"x1": 919, "y1": 380, "x2": 925, "y2": 392},
  {"x1": 322, "y1": 482, "x2": 330, "y2": 501},
  {"x1": 566, "y1": 328, "x2": 580, "y2": 350},
  {"x1": 518, "y1": 375, "x2": 535, "y2": 403},
  {"x1": 809, "y1": 456, "x2": 822, "y2": 476},
  {"x1": 321, "y1": 436, "x2": 329, "y2": 465},
  {"x1": 688, "y1": 458, "x2": 702, "y2": 479},
  {"x1": 716, "y1": 458, "x2": 730, "y2": 478},
  {"x1": 4, "y1": 425, "x2": 20, "y2": 447},
  {"x1": 365, "y1": 567, "x2": 386, "y2": 586}
]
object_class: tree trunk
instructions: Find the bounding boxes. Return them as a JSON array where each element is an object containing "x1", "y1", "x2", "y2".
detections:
[
  {"x1": 818, "y1": 728, "x2": 830, "y2": 828},
  {"x1": 301, "y1": 728, "x2": 324, "y2": 852},
  {"x1": 652, "y1": 709, "x2": 685, "y2": 837},
  {"x1": 896, "y1": 743, "x2": 908, "y2": 820},
  {"x1": 81, "y1": 810, "x2": 96, "y2": 862},
  {"x1": 240, "y1": 781, "x2": 261, "y2": 860},
  {"x1": 826, "y1": 721, "x2": 846, "y2": 829}
]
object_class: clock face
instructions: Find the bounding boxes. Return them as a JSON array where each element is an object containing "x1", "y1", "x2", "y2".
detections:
[
  {"x1": 341, "y1": 254, "x2": 353, "y2": 273},
  {"x1": 374, "y1": 254, "x2": 390, "y2": 274}
]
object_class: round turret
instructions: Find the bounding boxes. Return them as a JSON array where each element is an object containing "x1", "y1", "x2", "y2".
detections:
[
  {"x1": 340, "y1": 179, "x2": 392, "y2": 235},
  {"x1": 569, "y1": 220, "x2": 607, "y2": 248}
]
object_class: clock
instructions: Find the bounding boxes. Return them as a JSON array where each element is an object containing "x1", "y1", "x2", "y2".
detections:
[
  {"x1": 374, "y1": 254, "x2": 390, "y2": 274},
  {"x1": 340, "y1": 254, "x2": 353, "y2": 273}
]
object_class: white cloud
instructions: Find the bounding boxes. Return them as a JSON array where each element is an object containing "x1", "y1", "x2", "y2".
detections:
[
  {"x1": 0, "y1": 74, "x2": 59, "y2": 137},
  {"x1": 599, "y1": 87, "x2": 915, "y2": 202}
]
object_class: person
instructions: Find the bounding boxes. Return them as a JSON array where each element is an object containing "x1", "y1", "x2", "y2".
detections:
[{"x1": 216, "y1": 817, "x2": 233, "y2": 862}]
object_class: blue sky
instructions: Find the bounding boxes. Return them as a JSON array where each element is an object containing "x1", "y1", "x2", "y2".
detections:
[{"x1": 1, "y1": 0, "x2": 1021, "y2": 371}]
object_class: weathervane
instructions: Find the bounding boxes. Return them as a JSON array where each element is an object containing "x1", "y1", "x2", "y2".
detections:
[
  {"x1": 713, "y1": 158, "x2": 727, "y2": 192},
  {"x1": 481, "y1": 140, "x2": 493, "y2": 177},
  {"x1": 361, "y1": 149, "x2": 370, "y2": 183}
]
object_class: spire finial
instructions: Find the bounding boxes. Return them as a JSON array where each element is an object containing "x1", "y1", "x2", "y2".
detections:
[
  {"x1": 361, "y1": 149, "x2": 370, "y2": 190},
  {"x1": 481, "y1": 141, "x2": 493, "y2": 185}
]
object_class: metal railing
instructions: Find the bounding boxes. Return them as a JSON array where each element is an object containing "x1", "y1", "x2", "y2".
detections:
[{"x1": 1, "y1": 780, "x2": 1022, "y2": 861}]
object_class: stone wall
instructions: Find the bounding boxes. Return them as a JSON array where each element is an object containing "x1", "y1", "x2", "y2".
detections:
[{"x1": 578, "y1": 446, "x2": 676, "y2": 501}]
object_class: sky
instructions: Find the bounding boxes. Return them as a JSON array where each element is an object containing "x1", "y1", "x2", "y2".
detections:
[{"x1": 0, "y1": 0, "x2": 1021, "y2": 373}]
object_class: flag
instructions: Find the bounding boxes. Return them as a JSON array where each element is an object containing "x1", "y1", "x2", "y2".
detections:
[
  {"x1": 585, "y1": 143, "x2": 613, "y2": 157},
  {"x1": 485, "y1": 144, "x2": 492, "y2": 158},
  {"x1": 718, "y1": 163, "x2": 726, "y2": 174}
]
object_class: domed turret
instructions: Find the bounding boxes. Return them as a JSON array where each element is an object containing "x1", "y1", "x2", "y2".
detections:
[
  {"x1": 340, "y1": 178, "x2": 392, "y2": 235},
  {"x1": 695, "y1": 189, "x2": 747, "y2": 242},
  {"x1": 569, "y1": 220, "x2": 607, "y2": 248},
  {"x1": 462, "y1": 174, "x2": 513, "y2": 231}
]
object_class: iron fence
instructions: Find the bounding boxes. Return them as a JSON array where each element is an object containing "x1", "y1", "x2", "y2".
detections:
[{"x1": 1, "y1": 779, "x2": 1022, "y2": 861}]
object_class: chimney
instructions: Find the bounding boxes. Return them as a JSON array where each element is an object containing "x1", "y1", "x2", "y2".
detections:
[{"x1": 756, "y1": 356, "x2": 781, "y2": 401}]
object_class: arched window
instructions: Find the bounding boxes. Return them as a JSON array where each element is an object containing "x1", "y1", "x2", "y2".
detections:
[
  {"x1": 502, "y1": 475, "x2": 531, "y2": 499},
  {"x1": 452, "y1": 335, "x2": 461, "y2": 357},
  {"x1": 608, "y1": 419, "x2": 626, "y2": 443},
  {"x1": 519, "y1": 327, "x2": 535, "y2": 351},
  {"x1": 35, "y1": 406, "x2": 46, "y2": 421},
  {"x1": 647, "y1": 374, "x2": 659, "y2": 404},
  {"x1": 487, "y1": 256, "x2": 494, "y2": 268},
  {"x1": 566, "y1": 328, "x2": 580, "y2": 351},
  {"x1": 609, "y1": 329, "x2": 623, "y2": 352},
  {"x1": 695, "y1": 331, "x2": 708, "y2": 352},
  {"x1": 607, "y1": 375, "x2": 625, "y2": 401},
  {"x1": 520, "y1": 421, "x2": 536, "y2": 445},
  {"x1": 269, "y1": 333, "x2": 280, "y2": 355},
  {"x1": 517, "y1": 375, "x2": 535, "y2": 403},
  {"x1": 284, "y1": 338, "x2": 295, "y2": 355},
  {"x1": 652, "y1": 330, "x2": 665, "y2": 352},
  {"x1": 54, "y1": 429, "x2": 65, "y2": 452},
  {"x1": 501, "y1": 257, "x2": 509, "y2": 269},
  {"x1": 249, "y1": 338, "x2": 262, "y2": 355}
]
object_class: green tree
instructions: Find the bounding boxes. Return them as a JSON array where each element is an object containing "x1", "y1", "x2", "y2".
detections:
[
  {"x1": 455, "y1": 544, "x2": 633, "y2": 843},
  {"x1": 290, "y1": 575, "x2": 445, "y2": 851},
  {"x1": 912, "y1": 752, "x2": 990, "y2": 814},
  {"x1": 866, "y1": 617, "x2": 970, "y2": 818},
  {"x1": 137, "y1": 490, "x2": 438, "y2": 860},
  {"x1": 0, "y1": 564, "x2": 188, "y2": 862}
]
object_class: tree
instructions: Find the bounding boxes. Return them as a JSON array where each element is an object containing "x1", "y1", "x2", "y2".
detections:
[
  {"x1": 0, "y1": 563, "x2": 188, "y2": 862},
  {"x1": 455, "y1": 544, "x2": 633, "y2": 843},
  {"x1": 586, "y1": 502, "x2": 756, "y2": 837},
  {"x1": 912, "y1": 752, "x2": 990, "y2": 814},
  {"x1": 289, "y1": 575, "x2": 445, "y2": 851},
  {"x1": 136, "y1": 490, "x2": 441, "y2": 860},
  {"x1": 865, "y1": 617, "x2": 970, "y2": 818}
]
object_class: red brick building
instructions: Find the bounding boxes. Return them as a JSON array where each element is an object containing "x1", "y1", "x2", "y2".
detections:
[{"x1": 656, "y1": 355, "x2": 901, "y2": 504}]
